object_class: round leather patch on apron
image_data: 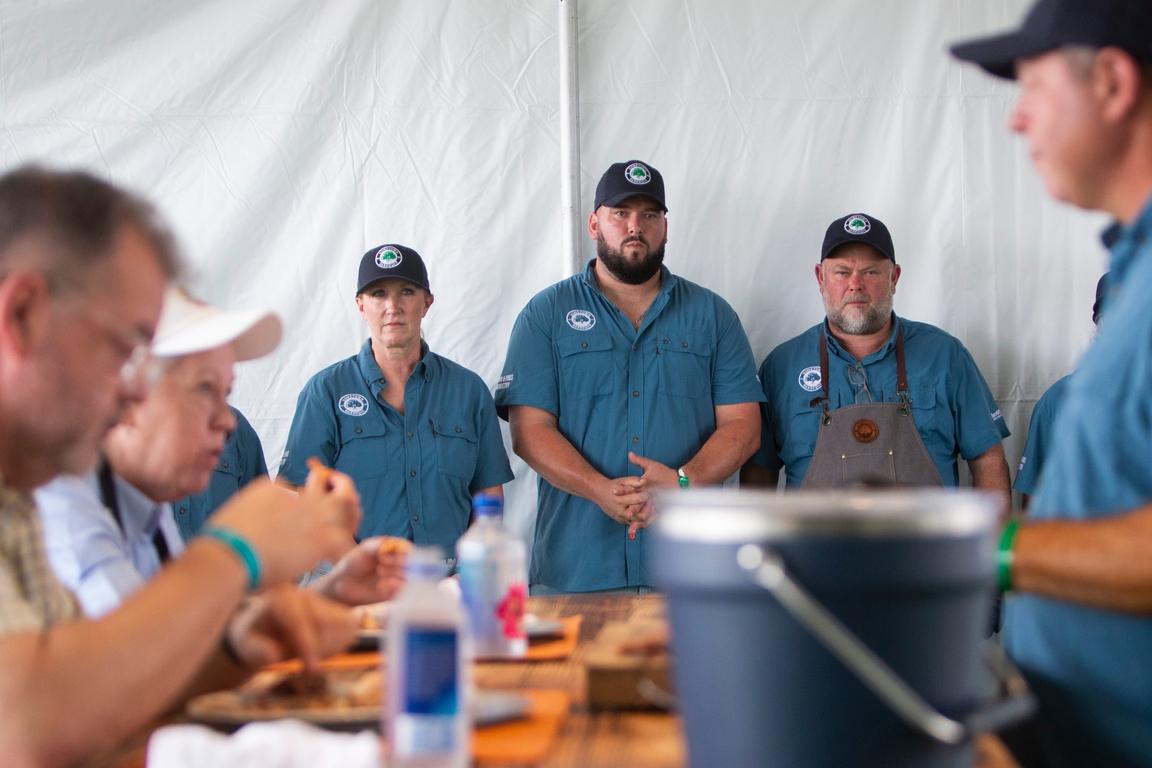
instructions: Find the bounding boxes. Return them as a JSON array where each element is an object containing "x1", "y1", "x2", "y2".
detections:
[{"x1": 852, "y1": 419, "x2": 879, "y2": 443}]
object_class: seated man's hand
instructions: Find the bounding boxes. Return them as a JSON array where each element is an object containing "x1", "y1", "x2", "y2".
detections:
[
  {"x1": 313, "y1": 536, "x2": 412, "y2": 606},
  {"x1": 226, "y1": 584, "x2": 357, "y2": 672},
  {"x1": 208, "y1": 472, "x2": 362, "y2": 587}
]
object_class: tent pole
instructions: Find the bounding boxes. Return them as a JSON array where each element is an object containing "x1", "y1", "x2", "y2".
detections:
[{"x1": 559, "y1": 0, "x2": 581, "y2": 278}]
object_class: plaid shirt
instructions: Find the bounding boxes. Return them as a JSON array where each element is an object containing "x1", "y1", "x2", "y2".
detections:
[{"x1": 0, "y1": 472, "x2": 78, "y2": 634}]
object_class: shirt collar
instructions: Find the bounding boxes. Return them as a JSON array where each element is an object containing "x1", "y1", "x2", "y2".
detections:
[
  {"x1": 356, "y1": 338, "x2": 434, "y2": 392},
  {"x1": 823, "y1": 313, "x2": 901, "y2": 366},
  {"x1": 111, "y1": 474, "x2": 165, "y2": 540},
  {"x1": 1103, "y1": 190, "x2": 1152, "y2": 284}
]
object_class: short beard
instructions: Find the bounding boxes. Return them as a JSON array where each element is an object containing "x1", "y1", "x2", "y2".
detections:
[
  {"x1": 824, "y1": 291, "x2": 893, "y2": 336},
  {"x1": 596, "y1": 233, "x2": 664, "y2": 285}
]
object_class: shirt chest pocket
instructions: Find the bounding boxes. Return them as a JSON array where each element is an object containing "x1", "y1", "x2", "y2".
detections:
[
  {"x1": 433, "y1": 420, "x2": 478, "y2": 482},
  {"x1": 657, "y1": 332, "x2": 712, "y2": 400},
  {"x1": 905, "y1": 385, "x2": 939, "y2": 441},
  {"x1": 557, "y1": 334, "x2": 615, "y2": 400},
  {"x1": 335, "y1": 418, "x2": 387, "y2": 478}
]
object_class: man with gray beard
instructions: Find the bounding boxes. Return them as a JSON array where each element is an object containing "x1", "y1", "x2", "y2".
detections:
[{"x1": 741, "y1": 213, "x2": 1010, "y2": 509}]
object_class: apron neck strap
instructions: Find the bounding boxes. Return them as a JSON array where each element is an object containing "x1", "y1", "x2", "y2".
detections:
[
  {"x1": 895, "y1": 322, "x2": 907, "y2": 396},
  {"x1": 811, "y1": 326, "x2": 831, "y2": 409},
  {"x1": 814, "y1": 320, "x2": 909, "y2": 413}
]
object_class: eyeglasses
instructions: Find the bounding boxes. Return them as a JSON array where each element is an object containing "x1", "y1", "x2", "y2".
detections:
[
  {"x1": 846, "y1": 364, "x2": 873, "y2": 404},
  {"x1": 74, "y1": 301, "x2": 164, "y2": 390}
]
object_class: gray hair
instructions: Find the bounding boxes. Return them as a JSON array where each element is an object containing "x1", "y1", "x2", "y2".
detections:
[
  {"x1": 1060, "y1": 45, "x2": 1152, "y2": 89},
  {"x1": 0, "y1": 166, "x2": 182, "y2": 295}
]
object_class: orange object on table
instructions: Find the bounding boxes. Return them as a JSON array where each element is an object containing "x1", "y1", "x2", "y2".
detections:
[
  {"x1": 262, "y1": 652, "x2": 381, "y2": 674},
  {"x1": 523, "y1": 615, "x2": 582, "y2": 662},
  {"x1": 474, "y1": 689, "x2": 569, "y2": 765}
]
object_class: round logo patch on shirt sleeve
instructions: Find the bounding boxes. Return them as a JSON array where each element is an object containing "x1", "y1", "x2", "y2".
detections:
[
  {"x1": 566, "y1": 309, "x2": 596, "y2": 331},
  {"x1": 338, "y1": 393, "x2": 370, "y2": 416},
  {"x1": 624, "y1": 163, "x2": 651, "y2": 185},
  {"x1": 375, "y1": 246, "x2": 403, "y2": 269},
  {"x1": 799, "y1": 366, "x2": 823, "y2": 392},
  {"x1": 844, "y1": 215, "x2": 872, "y2": 235}
]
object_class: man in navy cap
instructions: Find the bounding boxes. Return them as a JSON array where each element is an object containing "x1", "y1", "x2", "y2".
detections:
[
  {"x1": 741, "y1": 214, "x2": 1011, "y2": 504},
  {"x1": 496, "y1": 160, "x2": 764, "y2": 594},
  {"x1": 278, "y1": 244, "x2": 514, "y2": 552},
  {"x1": 952, "y1": 1, "x2": 1152, "y2": 764}
]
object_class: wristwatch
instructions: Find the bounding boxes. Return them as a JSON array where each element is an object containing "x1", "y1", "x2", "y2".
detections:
[{"x1": 677, "y1": 468, "x2": 690, "y2": 489}]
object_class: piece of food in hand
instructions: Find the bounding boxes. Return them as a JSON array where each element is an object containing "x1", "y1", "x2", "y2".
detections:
[
  {"x1": 377, "y1": 537, "x2": 414, "y2": 557},
  {"x1": 306, "y1": 456, "x2": 336, "y2": 486}
]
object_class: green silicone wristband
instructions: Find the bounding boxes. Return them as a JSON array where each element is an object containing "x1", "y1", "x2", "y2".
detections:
[
  {"x1": 678, "y1": 468, "x2": 690, "y2": 490},
  {"x1": 997, "y1": 518, "x2": 1020, "y2": 593},
  {"x1": 201, "y1": 526, "x2": 262, "y2": 592}
]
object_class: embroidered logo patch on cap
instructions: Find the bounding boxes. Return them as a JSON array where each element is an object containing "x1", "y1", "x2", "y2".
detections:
[
  {"x1": 339, "y1": 393, "x2": 370, "y2": 416},
  {"x1": 566, "y1": 309, "x2": 596, "y2": 331},
  {"x1": 375, "y1": 246, "x2": 403, "y2": 269},
  {"x1": 624, "y1": 163, "x2": 651, "y2": 185},
  {"x1": 799, "y1": 366, "x2": 822, "y2": 392},
  {"x1": 844, "y1": 215, "x2": 871, "y2": 235}
]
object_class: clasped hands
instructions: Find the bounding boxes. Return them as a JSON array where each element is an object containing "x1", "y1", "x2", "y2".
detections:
[{"x1": 598, "y1": 451, "x2": 681, "y2": 536}]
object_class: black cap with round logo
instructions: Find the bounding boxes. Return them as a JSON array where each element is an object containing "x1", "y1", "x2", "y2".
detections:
[
  {"x1": 593, "y1": 160, "x2": 667, "y2": 212},
  {"x1": 356, "y1": 244, "x2": 431, "y2": 296},
  {"x1": 821, "y1": 213, "x2": 896, "y2": 263},
  {"x1": 950, "y1": 0, "x2": 1152, "y2": 80}
]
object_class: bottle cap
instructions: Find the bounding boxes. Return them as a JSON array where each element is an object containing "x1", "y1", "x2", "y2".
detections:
[{"x1": 471, "y1": 493, "x2": 504, "y2": 518}]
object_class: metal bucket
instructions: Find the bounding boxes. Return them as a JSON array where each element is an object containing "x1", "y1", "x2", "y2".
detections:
[{"x1": 650, "y1": 489, "x2": 1033, "y2": 768}]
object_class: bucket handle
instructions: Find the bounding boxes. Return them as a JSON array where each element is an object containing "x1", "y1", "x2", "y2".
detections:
[{"x1": 736, "y1": 544, "x2": 1035, "y2": 745}]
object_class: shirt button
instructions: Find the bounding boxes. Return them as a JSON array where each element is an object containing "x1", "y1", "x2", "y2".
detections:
[
  {"x1": 407, "y1": 431, "x2": 413, "y2": 437},
  {"x1": 222, "y1": 462, "x2": 229, "y2": 468},
  {"x1": 632, "y1": 345, "x2": 638, "y2": 351},
  {"x1": 355, "y1": 429, "x2": 362, "y2": 434},
  {"x1": 633, "y1": 391, "x2": 639, "y2": 397},
  {"x1": 410, "y1": 470, "x2": 417, "y2": 477},
  {"x1": 663, "y1": 339, "x2": 668, "y2": 345},
  {"x1": 412, "y1": 515, "x2": 419, "y2": 521},
  {"x1": 633, "y1": 437, "x2": 639, "y2": 443},
  {"x1": 581, "y1": 342, "x2": 588, "y2": 348},
  {"x1": 682, "y1": 342, "x2": 688, "y2": 348},
  {"x1": 455, "y1": 427, "x2": 461, "y2": 433},
  {"x1": 178, "y1": 507, "x2": 186, "y2": 514}
]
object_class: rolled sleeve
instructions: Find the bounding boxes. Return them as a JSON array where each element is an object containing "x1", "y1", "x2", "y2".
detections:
[
  {"x1": 280, "y1": 382, "x2": 339, "y2": 484},
  {"x1": 470, "y1": 383, "x2": 515, "y2": 491},
  {"x1": 710, "y1": 302, "x2": 769, "y2": 407},
  {"x1": 950, "y1": 346, "x2": 1010, "y2": 460},
  {"x1": 495, "y1": 304, "x2": 558, "y2": 420}
]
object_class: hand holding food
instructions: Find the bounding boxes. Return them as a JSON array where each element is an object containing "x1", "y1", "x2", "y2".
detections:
[
  {"x1": 225, "y1": 584, "x2": 358, "y2": 672},
  {"x1": 313, "y1": 536, "x2": 412, "y2": 606}
]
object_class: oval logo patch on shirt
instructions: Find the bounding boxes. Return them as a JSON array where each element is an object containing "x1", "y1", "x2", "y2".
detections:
[
  {"x1": 338, "y1": 393, "x2": 370, "y2": 416},
  {"x1": 375, "y1": 246, "x2": 402, "y2": 269},
  {"x1": 798, "y1": 366, "x2": 822, "y2": 392},
  {"x1": 566, "y1": 309, "x2": 596, "y2": 331},
  {"x1": 852, "y1": 419, "x2": 879, "y2": 443}
]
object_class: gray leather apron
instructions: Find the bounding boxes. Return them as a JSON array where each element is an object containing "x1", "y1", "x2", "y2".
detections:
[{"x1": 800, "y1": 326, "x2": 944, "y2": 489}]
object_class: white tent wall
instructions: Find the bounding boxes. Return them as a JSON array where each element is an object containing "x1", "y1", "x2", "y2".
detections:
[{"x1": 1, "y1": 0, "x2": 1109, "y2": 548}]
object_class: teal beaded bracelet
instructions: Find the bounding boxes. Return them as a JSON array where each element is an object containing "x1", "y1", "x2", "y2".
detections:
[{"x1": 201, "y1": 526, "x2": 262, "y2": 591}]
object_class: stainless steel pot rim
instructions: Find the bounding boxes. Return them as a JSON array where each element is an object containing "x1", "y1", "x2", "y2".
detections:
[{"x1": 654, "y1": 488, "x2": 998, "y2": 542}]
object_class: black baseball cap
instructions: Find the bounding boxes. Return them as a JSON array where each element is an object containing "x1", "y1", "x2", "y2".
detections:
[
  {"x1": 356, "y1": 244, "x2": 431, "y2": 296},
  {"x1": 593, "y1": 160, "x2": 667, "y2": 212},
  {"x1": 821, "y1": 213, "x2": 895, "y2": 263},
  {"x1": 950, "y1": 0, "x2": 1152, "y2": 80}
]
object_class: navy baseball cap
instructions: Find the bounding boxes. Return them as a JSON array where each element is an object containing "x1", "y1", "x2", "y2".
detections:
[
  {"x1": 950, "y1": 0, "x2": 1152, "y2": 80},
  {"x1": 356, "y1": 244, "x2": 431, "y2": 296},
  {"x1": 821, "y1": 213, "x2": 896, "y2": 263},
  {"x1": 593, "y1": 160, "x2": 667, "y2": 212}
]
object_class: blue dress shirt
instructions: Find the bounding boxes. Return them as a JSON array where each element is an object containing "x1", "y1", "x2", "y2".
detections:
[
  {"x1": 35, "y1": 472, "x2": 184, "y2": 618},
  {"x1": 751, "y1": 316, "x2": 1009, "y2": 487},
  {"x1": 1005, "y1": 197, "x2": 1152, "y2": 767},
  {"x1": 1013, "y1": 375, "x2": 1071, "y2": 498},
  {"x1": 495, "y1": 260, "x2": 765, "y2": 592},
  {"x1": 279, "y1": 340, "x2": 514, "y2": 548}
]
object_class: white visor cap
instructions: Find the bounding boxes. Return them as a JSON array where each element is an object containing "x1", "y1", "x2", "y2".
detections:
[{"x1": 151, "y1": 287, "x2": 283, "y2": 362}]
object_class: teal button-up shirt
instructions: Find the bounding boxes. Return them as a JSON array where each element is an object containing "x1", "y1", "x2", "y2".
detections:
[
  {"x1": 1013, "y1": 375, "x2": 1071, "y2": 497},
  {"x1": 279, "y1": 341, "x2": 514, "y2": 549},
  {"x1": 495, "y1": 260, "x2": 765, "y2": 592},
  {"x1": 751, "y1": 316, "x2": 1009, "y2": 486},
  {"x1": 1005, "y1": 196, "x2": 1152, "y2": 766},
  {"x1": 172, "y1": 407, "x2": 267, "y2": 541}
]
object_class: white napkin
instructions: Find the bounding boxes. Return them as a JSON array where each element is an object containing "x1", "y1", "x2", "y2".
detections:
[{"x1": 146, "y1": 720, "x2": 381, "y2": 768}]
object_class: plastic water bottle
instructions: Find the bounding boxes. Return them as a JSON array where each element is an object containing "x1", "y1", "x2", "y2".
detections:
[
  {"x1": 386, "y1": 547, "x2": 471, "y2": 768},
  {"x1": 456, "y1": 493, "x2": 528, "y2": 659}
]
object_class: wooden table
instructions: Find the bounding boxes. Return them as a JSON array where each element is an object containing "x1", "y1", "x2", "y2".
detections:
[{"x1": 88, "y1": 594, "x2": 685, "y2": 768}]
